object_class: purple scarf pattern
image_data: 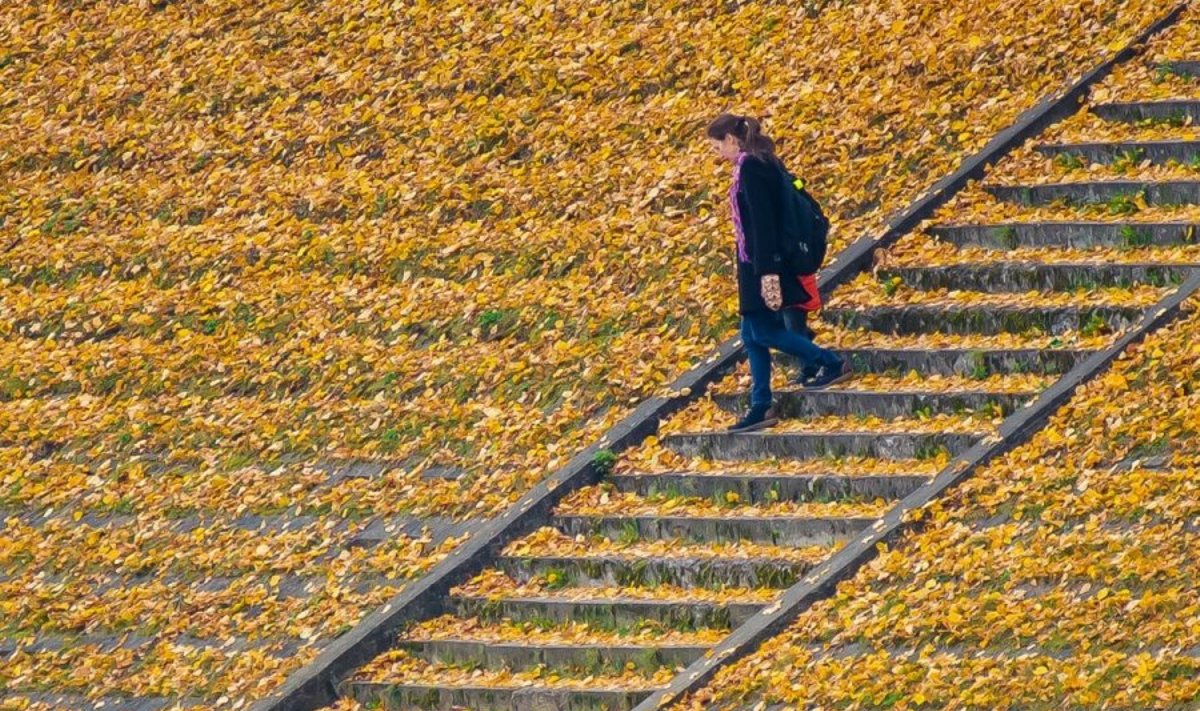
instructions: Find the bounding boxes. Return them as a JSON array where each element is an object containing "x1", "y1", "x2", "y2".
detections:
[{"x1": 728, "y1": 151, "x2": 749, "y2": 263}]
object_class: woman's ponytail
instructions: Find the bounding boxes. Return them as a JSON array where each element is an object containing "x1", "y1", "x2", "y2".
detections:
[{"x1": 706, "y1": 113, "x2": 780, "y2": 164}]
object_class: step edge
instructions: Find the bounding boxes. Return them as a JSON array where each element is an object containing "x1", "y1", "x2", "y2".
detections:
[
  {"x1": 709, "y1": 388, "x2": 1042, "y2": 398},
  {"x1": 497, "y1": 553, "x2": 828, "y2": 566},
  {"x1": 452, "y1": 593, "x2": 773, "y2": 608},
  {"x1": 1036, "y1": 139, "x2": 1200, "y2": 149},
  {"x1": 399, "y1": 638, "x2": 714, "y2": 652},
  {"x1": 344, "y1": 679, "x2": 664, "y2": 693}
]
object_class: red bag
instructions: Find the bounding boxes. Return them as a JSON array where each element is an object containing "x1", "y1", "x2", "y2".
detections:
[{"x1": 792, "y1": 273, "x2": 821, "y2": 312}]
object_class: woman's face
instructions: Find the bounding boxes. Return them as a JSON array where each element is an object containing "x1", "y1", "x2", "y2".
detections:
[{"x1": 709, "y1": 134, "x2": 741, "y2": 162}]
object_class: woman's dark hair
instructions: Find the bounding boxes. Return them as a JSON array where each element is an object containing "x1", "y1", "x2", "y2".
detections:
[{"x1": 706, "y1": 113, "x2": 779, "y2": 163}]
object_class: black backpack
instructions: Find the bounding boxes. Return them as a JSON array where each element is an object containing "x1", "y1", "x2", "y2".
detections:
[{"x1": 775, "y1": 163, "x2": 830, "y2": 276}]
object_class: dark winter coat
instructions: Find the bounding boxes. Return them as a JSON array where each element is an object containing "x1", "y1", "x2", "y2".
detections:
[{"x1": 733, "y1": 155, "x2": 812, "y2": 314}]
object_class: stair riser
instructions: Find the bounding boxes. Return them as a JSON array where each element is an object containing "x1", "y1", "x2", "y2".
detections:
[
  {"x1": 553, "y1": 514, "x2": 877, "y2": 547},
  {"x1": 881, "y1": 264, "x2": 1190, "y2": 292},
  {"x1": 1092, "y1": 100, "x2": 1200, "y2": 124},
  {"x1": 985, "y1": 181, "x2": 1200, "y2": 207},
  {"x1": 927, "y1": 222, "x2": 1200, "y2": 249},
  {"x1": 1162, "y1": 60, "x2": 1200, "y2": 78},
  {"x1": 343, "y1": 682, "x2": 649, "y2": 711},
  {"x1": 452, "y1": 596, "x2": 761, "y2": 631},
  {"x1": 663, "y1": 431, "x2": 979, "y2": 461},
  {"x1": 818, "y1": 348, "x2": 1091, "y2": 377},
  {"x1": 609, "y1": 473, "x2": 929, "y2": 504},
  {"x1": 712, "y1": 390, "x2": 1029, "y2": 419},
  {"x1": 399, "y1": 639, "x2": 706, "y2": 676},
  {"x1": 821, "y1": 306, "x2": 1144, "y2": 336},
  {"x1": 498, "y1": 555, "x2": 814, "y2": 590},
  {"x1": 1036, "y1": 141, "x2": 1200, "y2": 165}
]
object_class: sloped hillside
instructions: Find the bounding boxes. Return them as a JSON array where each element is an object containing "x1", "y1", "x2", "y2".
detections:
[{"x1": 0, "y1": 1, "x2": 1181, "y2": 708}]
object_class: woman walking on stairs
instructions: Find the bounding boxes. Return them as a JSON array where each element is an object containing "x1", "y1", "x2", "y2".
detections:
[{"x1": 707, "y1": 113, "x2": 850, "y2": 433}]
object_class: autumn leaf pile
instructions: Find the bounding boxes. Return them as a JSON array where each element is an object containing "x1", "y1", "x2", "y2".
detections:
[{"x1": 0, "y1": 0, "x2": 1185, "y2": 708}]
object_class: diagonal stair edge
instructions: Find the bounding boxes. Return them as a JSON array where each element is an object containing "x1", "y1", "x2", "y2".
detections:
[
  {"x1": 636, "y1": 270, "x2": 1200, "y2": 711},
  {"x1": 249, "y1": 4, "x2": 1191, "y2": 709}
]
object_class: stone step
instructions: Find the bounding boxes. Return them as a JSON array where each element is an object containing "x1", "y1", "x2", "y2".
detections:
[
  {"x1": 663, "y1": 430, "x2": 979, "y2": 461},
  {"x1": 712, "y1": 387, "x2": 1032, "y2": 419},
  {"x1": 881, "y1": 262, "x2": 1190, "y2": 292},
  {"x1": 927, "y1": 221, "x2": 1200, "y2": 249},
  {"x1": 609, "y1": 471, "x2": 929, "y2": 503},
  {"x1": 497, "y1": 553, "x2": 817, "y2": 589},
  {"x1": 552, "y1": 512, "x2": 876, "y2": 547},
  {"x1": 985, "y1": 180, "x2": 1200, "y2": 207},
  {"x1": 1092, "y1": 99, "x2": 1200, "y2": 124},
  {"x1": 826, "y1": 347, "x2": 1093, "y2": 377},
  {"x1": 342, "y1": 681, "x2": 652, "y2": 711},
  {"x1": 1162, "y1": 60, "x2": 1200, "y2": 78},
  {"x1": 821, "y1": 303, "x2": 1146, "y2": 336},
  {"x1": 397, "y1": 637, "x2": 706, "y2": 675},
  {"x1": 452, "y1": 593, "x2": 763, "y2": 631},
  {"x1": 1036, "y1": 140, "x2": 1200, "y2": 165}
]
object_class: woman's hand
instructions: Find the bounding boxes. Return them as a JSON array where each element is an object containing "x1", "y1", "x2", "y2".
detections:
[{"x1": 761, "y1": 274, "x2": 782, "y2": 310}]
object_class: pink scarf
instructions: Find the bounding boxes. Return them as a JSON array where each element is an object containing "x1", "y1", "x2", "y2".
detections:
[{"x1": 728, "y1": 151, "x2": 749, "y2": 263}]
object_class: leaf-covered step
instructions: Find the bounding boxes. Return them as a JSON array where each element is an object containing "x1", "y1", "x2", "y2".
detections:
[
  {"x1": 1035, "y1": 140, "x2": 1200, "y2": 165},
  {"x1": 663, "y1": 430, "x2": 980, "y2": 461},
  {"x1": 1091, "y1": 99, "x2": 1200, "y2": 124},
  {"x1": 552, "y1": 511, "x2": 877, "y2": 547},
  {"x1": 880, "y1": 262, "x2": 1190, "y2": 292},
  {"x1": 927, "y1": 221, "x2": 1200, "y2": 249},
  {"x1": 831, "y1": 346, "x2": 1094, "y2": 377},
  {"x1": 609, "y1": 471, "x2": 929, "y2": 504},
  {"x1": 451, "y1": 591, "x2": 765, "y2": 631},
  {"x1": 498, "y1": 552, "x2": 819, "y2": 590},
  {"x1": 712, "y1": 387, "x2": 1032, "y2": 419},
  {"x1": 984, "y1": 180, "x2": 1200, "y2": 207},
  {"x1": 342, "y1": 680, "x2": 653, "y2": 711},
  {"x1": 398, "y1": 637, "x2": 706, "y2": 675},
  {"x1": 822, "y1": 303, "x2": 1146, "y2": 336}
]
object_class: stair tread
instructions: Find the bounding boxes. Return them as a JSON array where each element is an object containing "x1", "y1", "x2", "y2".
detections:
[
  {"x1": 617, "y1": 449, "x2": 948, "y2": 477},
  {"x1": 453, "y1": 571, "x2": 779, "y2": 606},
  {"x1": 666, "y1": 425, "x2": 991, "y2": 437},
  {"x1": 890, "y1": 242, "x2": 1200, "y2": 267},
  {"x1": 401, "y1": 615, "x2": 723, "y2": 648},
  {"x1": 554, "y1": 488, "x2": 893, "y2": 521},
  {"x1": 611, "y1": 469, "x2": 932, "y2": 479},
  {"x1": 985, "y1": 178, "x2": 1200, "y2": 187},
  {"x1": 885, "y1": 259, "x2": 1190, "y2": 269},
  {"x1": 826, "y1": 283, "x2": 1165, "y2": 311},
  {"x1": 351, "y1": 680, "x2": 663, "y2": 691},
  {"x1": 714, "y1": 368, "x2": 1051, "y2": 392},
  {"x1": 931, "y1": 219, "x2": 1200, "y2": 227},
  {"x1": 504, "y1": 527, "x2": 838, "y2": 564},
  {"x1": 351, "y1": 655, "x2": 670, "y2": 689},
  {"x1": 825, "y1": 330, "x2": 1114, "y2": 351},
  {"x1": 716, "y1": 385, "x2": 1042, "y2": 397}
]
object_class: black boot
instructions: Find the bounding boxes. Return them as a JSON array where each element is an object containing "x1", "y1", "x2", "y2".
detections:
[
  {"x1": 803, "y1": 359, "x2": 851, "y2": 389},
  {"x1": 727, "y1": 404, "x2": 779, "y2": 433}
]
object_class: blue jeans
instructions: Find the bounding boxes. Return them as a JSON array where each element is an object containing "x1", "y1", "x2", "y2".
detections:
[{"x1": 741, "y1": 311, "x2": 841, "y2": 408}]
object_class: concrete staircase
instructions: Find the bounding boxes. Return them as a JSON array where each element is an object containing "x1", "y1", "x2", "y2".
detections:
[{"x1": 336, "y1": 59, "x2": 1200, "y2": 711}]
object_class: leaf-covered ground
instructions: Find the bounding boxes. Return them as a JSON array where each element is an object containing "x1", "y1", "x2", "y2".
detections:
[
  {"x1": 0, "y1": 0, "x2": 1183, "y2": 707},
  {"x1": 673, "y1": 8, "x2": 1200, "y2": 709}
]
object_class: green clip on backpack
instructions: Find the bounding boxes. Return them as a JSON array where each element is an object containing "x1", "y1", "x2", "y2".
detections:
[{"x1": 776, "y1": 164, "x2": 830, "y2": 276}]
